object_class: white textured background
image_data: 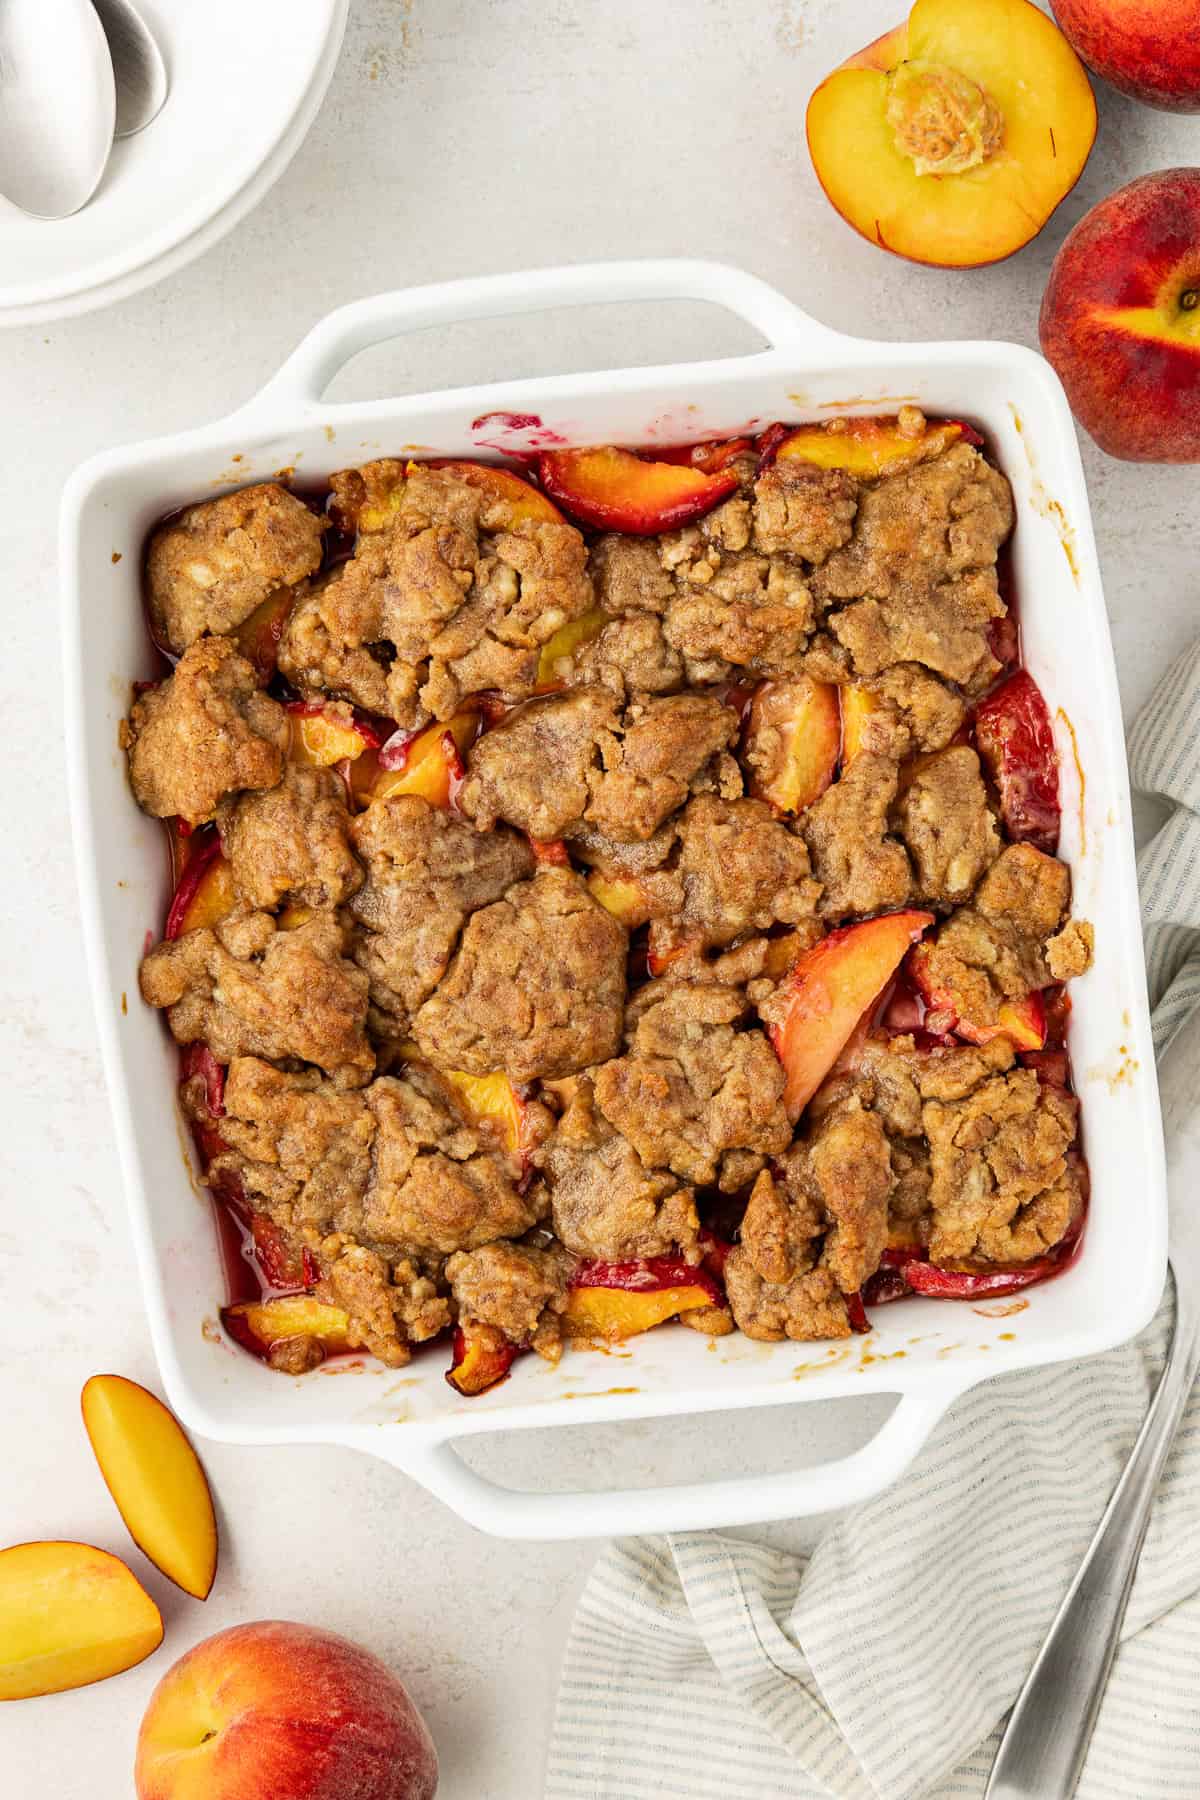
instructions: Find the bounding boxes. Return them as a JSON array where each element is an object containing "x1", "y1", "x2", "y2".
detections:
[{"x1": 1, "y1": 2, "x2": 1197, "y2": 1795}]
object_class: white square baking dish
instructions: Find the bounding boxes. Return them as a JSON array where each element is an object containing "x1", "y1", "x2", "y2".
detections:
[{"x1": 60, "y1": 259, "x2": 1166, "y2": 1540}]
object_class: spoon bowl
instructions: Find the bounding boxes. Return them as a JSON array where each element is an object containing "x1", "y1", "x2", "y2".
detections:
[
  {"x1": 91, "y1": 0, "x2": 169, "y2": 138},
  {"x1": 0, "y1": 0, "x2": 116, "y2": 218}
]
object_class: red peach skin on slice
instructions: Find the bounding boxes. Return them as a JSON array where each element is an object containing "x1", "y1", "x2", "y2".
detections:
[
  {"x1": 770, "y1": 910, "x2": 934, "y2": 1120},
  {"x1": 536, "y1": 446, "x2": 740, "y2": 534},
  {"x1": 974, "y1": 670, "x2": 1061, "y2": 854}
]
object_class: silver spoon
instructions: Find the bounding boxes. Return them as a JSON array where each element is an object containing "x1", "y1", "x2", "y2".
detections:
[
  {"x1": 91, "y1": 0, "x2": 168, "y2": 138},
  {"x1": 0, "y1": 0, "x2": 115, "y2": 219},
  {"x1": 984, "y1": 1000, "x2": 1200, "y2": 1799}
]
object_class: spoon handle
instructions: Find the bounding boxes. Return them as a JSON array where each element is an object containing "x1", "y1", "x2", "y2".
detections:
[{"x1": 984, "y1": 1278, "x2": 1199, "y2": 1800}]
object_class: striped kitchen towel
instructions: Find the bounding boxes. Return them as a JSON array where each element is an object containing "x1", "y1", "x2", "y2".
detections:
[{"x1": 546, "y1": 639, "x2": 1200, "y2": 1800}]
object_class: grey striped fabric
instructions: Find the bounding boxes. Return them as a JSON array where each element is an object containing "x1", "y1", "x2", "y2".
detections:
[{"x1": 547, "y1": 643, "x2": 1200, "y2": 1800}]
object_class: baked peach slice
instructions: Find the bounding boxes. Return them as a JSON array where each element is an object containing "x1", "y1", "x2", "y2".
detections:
[
  {"x1": 769, "y1": 911, "x2": 934, "y2": 1119},
  {"x1": 806, "y1": 0, "x2": 1096, "y2": 268},
  {"x1": 446, "y1": 1326, "x2": 520, "y2": 1397},
  {"x1": 839, "y1": 684, "x2": 883, "y2": 765},
  {"x1": 536, "y1": 606, "x2": 606, "y2": 687},
  {"x1": 0, "y1": 1541, "x2": 163, "y2": 1701},
  {"x1": 234, "y1": 588, "x2": 296, "y2": 684},
  {"x1": 81, "y1": 1376, "x2": 218, "y2": 1602},
  {"x1": 286, "y1": 701, "x2": 382, "y2": 770},
  {"x1": 743, "y1": 676, "x2": 840, "y2": 813},
  {"x1": 333, "y1": 456, "x2": 562, "y2": 534},
  {"x1": 907, "y1": 941, "x2": 1048, "y2": 1050},
  {"x1": 974, "y1": 670, "x2": 1060, "y2": 853},
  {"x1": 221, "y1": 1295, "x2": 353, "y2": 1363},
  {"x1": 429, "y1": 458, "x2": 564, "y2": 525},
  {"x1": 768, "y1": 415, "x2": 975, "y2": 478},
  {"x1": 441, "y1": 1068, "x2": 536, "y2": 1167},
  {"x1": 349, "y1": 711, "x2": 480, "y2": 810},
  {"x1": 536, "y1": 445, "x2": 740, "y2": 534},
  {"x1": 564, "y1": 1258, "x2": 724, "y2": 1342},
  {"x1": 165, "y1": 833, "x2": 236, "y2": 941},
  {"x1": 586, "y1": 870, "x2": 654, "y2": 929}
]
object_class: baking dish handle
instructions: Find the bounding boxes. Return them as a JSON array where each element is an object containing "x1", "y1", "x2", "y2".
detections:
[
  {"x1": 367, "y1": 1375, "x2": 971, "y2": 1540},
  {"x1": 250, "y1": 260, "x2": 846, "y2": 411}
]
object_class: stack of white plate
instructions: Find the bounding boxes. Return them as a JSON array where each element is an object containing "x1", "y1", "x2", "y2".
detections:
[{"x1": 0, "y1": 0, "x2": 349, "y2": 326}]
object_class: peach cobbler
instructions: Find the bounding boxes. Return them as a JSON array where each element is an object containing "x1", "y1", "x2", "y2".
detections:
[{"x1": 123, "y1": 411, "x2": 1093, "y2": 1392}]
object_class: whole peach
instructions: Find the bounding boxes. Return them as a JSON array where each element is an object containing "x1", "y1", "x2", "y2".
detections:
[
  {"x1": 1053, "y1": 2, "x2": 1200, "y2": 112},
  {"x1": 135, "y1": 1621, "x2": 438, "y2": 1800},
  {"x1": 1040, "y1": 168, "x2": 1200, "y2": 462}
]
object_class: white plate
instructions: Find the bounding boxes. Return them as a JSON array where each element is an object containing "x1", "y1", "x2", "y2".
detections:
[{"x1": 0, "y1": 0, "x2": 348, "y2": 327}]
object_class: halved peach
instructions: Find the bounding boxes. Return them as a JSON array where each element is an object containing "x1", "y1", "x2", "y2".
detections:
[
  {"x1": 586, "y1": 870, "x2": 653, "y2": 928},
  {"x1": 81, "y1": 1376, "x2": 218, "y2": 1602},
  {"x1": 771, "y1": 415, "x2": 971, "y2": 478},
  {"x1": 743, "y1": 676, "x2": 840, "y2": 813},
  {"x1": 565, "y1": 1258, "x2": 723, "y2": 1342},
  {"x1": 165, "y1": 834, "x2": 236, "y2": 941},
  {"x1": 536, "y1": 606, "x2": 606, "y2": 687},
  {"x1": 0, "y1": 1541, "x2": 163, "y2": 1700},
  {"x1": 286, "y1": 702, "x2": 382, "y2": 770},
  {"x1": 221, "y1": 1296, "x2": 352, "y2": 1363},
  {"x1": 440, "y1": 1068, "x2": 533, "y2": 1165},
  {"x1": 445, "y1": 1326, "x2": 519, "y2": 1397},
  {"x1": 234, "y1": 588, "x2": 296, "y2": 684},
  {"x1": 908, "y1": 942, "x2": 1048, "y2": 1049},
  {"x1": 769, "y1": 910, "x2": 934, "y2": 1119},
  {"x1": 536, "y1": 446, "x2": 740, "y2": 534},
  {"x1": 349, "y1": 711, "x2": 480, "y2": 810},
  {"x1": 806, "y1": 0, "x2": 1097, "y2": 268}
]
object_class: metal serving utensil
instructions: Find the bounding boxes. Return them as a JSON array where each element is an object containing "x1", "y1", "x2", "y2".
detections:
[
  {"x1": 0, "y1": 0, "x2": 115, "y2": 218},
  {"x1": 91, "y1": 0, "x2": 168, "y2": 138},
  {"x1": 984, "y1": 1001, "x2": 1200, "y2": 1799}
]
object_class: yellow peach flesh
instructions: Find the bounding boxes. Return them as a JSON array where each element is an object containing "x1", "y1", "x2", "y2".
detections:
[
  {"x1": 0, "y1": 1541, "x2": 162, "y2": 1701},
  {"x1": 81, "y1": 1375, "x2": 218, "y2": 1602},
  {"x1": 807, "y1": 0, "x2": 1096, "y2": 268}
]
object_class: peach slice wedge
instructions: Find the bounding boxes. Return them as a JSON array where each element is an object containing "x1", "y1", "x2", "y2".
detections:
[
  {"x1": 536, "y1": 445, "x2": 740, "y2": 534},
  {"x1": 349, "y1": 711, "x2": 480, "y2": 811},
  {"x1": 165, "y1": 833, "x2": 236, "y2": 941},
  {"x1": 806, "y1": 0, "x2": 1096, "y2": 268},
  {"x1": 907, "y1": 941, "x2": 1048, "y2": 1051},
  {"x1": 0, "y1": 1541, "x2": 163, "y2": 1700},
  {"x1": 222, "y1": 1295, "x2": 354, "y2": 1364},
  {"x1": 743, "y1": 675, "x2": 840, "y2": 813},
  {"x1": 974, "y1": 670, "x2": 1061, "y2": 854},
  {"x1": 565, "y1": 1258, "x2": 724, "y2": 1342},
  {"x1": 536, "y1": 606, "x2": 606, "y2": 687},
  {"x1": 286, "y1": 702, "x2": 382, "y2": 770},
  {"x1": 428, "y1": 458, "x2": 564, "y2": 526},
  {"x1": 769, "y1": 910, "x2": 934, "y2": 1119},
  {"x1": 330, "y1": 456, "x2": 563, "y2": 534},
  {"x1": 234, "y1": 587, "x2": 295, "y2": 684},
  {"x1": 768, "y1": 414, "x2": 974, "y2": 478},
  {"x1": 586, "y1": 870, "x2": 654, "y2": 929},
  {"x1": 81, "y1": 1376, "x2": 218, "y2": 1603},
  {"x1": 446, "y1": 1326, "x2": 520, "y2": 1397},
  {"x1": 441, "y1": 1068, "x2": 536, "y2": 1167},
  {"x1": 839, "y1": 684, "x2": 884, "y2": 765}
]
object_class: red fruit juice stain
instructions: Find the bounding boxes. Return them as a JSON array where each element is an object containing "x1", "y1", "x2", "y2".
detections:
[{"x1": 470, "y1": 411, "x2": 568, "y2": 457}]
